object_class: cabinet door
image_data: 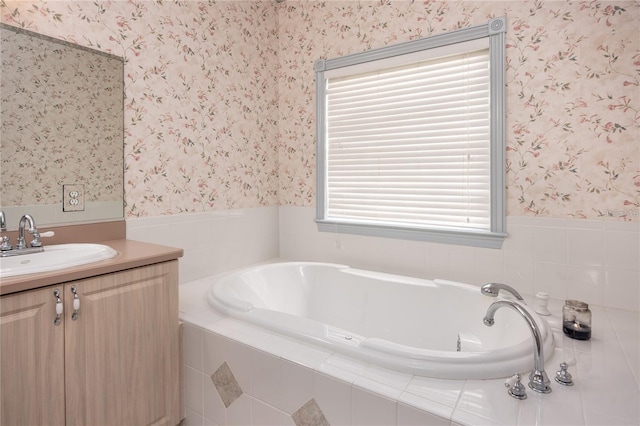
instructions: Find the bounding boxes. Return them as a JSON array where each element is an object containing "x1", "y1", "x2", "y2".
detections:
[
  {"x1": 0, "y1": 286, "x2": 65, "y2": 426},
  {"x1": 65, "y1": 261, "x2": 180, "y2": 426}
]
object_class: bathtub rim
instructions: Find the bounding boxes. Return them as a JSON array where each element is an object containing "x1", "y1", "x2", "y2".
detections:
[{"x1": 206, "y1": 260, "x2": 555, "y2": 380}]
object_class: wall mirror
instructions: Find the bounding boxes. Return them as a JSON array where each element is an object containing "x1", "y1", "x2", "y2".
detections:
[{"x1": 0, "y1": 23, "x2": 124, "y2": 230}]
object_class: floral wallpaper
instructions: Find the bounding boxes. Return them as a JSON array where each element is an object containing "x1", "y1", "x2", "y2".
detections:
[
  {"x1": 1, "y1": 0, "x2": 637, "y2": 221},
  {"x1": 1, "y1": 0, "x2": 280, "y2": 216},
  {"x1": 1, "y1": 25, "x2": 123, "y2": 206},
  {"x1": 277, "y1": 0, "x2": 640, "y2": 221}
]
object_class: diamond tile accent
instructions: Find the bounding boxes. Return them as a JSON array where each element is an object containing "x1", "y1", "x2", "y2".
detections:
[
  {"x1": 292, "y1": 398, "x2": 330, "y2": 426},
  {"x1": 211, "y1": 361, "x2": 243, "y2": 408}
]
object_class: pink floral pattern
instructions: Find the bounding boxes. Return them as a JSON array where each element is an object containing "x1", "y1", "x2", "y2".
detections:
[{"x1": 1, "y1": 1, "x2": 637, "y2": 221}]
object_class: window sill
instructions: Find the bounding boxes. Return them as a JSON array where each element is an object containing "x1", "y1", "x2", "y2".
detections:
[{"x1": 315, "y1": 219, "x2": 507, "y2": 249}]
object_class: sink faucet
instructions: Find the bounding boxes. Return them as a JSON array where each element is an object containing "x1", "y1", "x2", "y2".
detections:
[
  {"x1": 16, "y1": 214, "x2": 41, "y2": 249},
  {"x1": 481, "y1": 282, "x2": 525, "y2": 303},
  {"x1": 0, "y1": 211, "x2": 6, "y2": 231},
  {"x1": 483, "y1": 300, "x2": 551, "y2": 393}
]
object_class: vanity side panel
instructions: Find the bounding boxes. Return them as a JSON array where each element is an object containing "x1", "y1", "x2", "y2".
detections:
[{"x1": 64, "y1": 260, "x2": 180, "y2": 426}]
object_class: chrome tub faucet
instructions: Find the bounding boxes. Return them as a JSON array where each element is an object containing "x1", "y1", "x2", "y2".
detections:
[
  {"x1": 483, "y1": 299, "x2": 552, "y2": 394},
  {"x1": 481, "y1": 282, "x2": 525, "y2": 303}
]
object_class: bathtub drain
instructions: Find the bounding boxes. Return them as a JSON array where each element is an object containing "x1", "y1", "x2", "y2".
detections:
[{"x1": 345, "y1": 336, "x2": 352, "y2": 340}]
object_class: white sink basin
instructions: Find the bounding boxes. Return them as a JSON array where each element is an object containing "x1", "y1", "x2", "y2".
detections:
[{"x1": 0, "y1": 244, "x2": 118, "y2": 278}]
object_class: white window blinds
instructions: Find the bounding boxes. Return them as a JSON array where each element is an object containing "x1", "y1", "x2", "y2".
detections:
[{"x1": 324, "y1": 47, "x2": 491, "y2": 231}]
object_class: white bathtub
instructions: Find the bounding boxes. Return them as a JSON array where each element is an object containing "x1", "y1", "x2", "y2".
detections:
[{"x1": 207, "y1": 261, "x2": 554, "y2": 380}]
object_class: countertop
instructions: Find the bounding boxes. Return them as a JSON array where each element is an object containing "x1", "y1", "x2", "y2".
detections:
[{"x1": 0, "y1": 239, "x2": 183, "y2": 296}]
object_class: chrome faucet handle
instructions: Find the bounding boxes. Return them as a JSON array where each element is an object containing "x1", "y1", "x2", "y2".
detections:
[
  {"x1": 555, "y1": 362, "x2": 574, "y2": 386},
  {"x1": 15, "y1": 236, "x2": 27, "y2": 250},
  {"x1": 505, "y1": 373, "x2": 527, "y2": 400},
  {"x1": 0, "y1": 235, "x2": 12, "y2": 251},
  {"x1": 30, "y1": 231, "x2": 43, "y2": 247}
]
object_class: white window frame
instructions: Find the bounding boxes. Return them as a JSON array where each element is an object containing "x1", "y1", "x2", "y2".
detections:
[{"x1": 315, "y1": 17, "x2": 507, "y2": 249}]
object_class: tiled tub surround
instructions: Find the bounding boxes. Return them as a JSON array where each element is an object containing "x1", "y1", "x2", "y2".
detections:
[
  {"x1": 126, "y1": 207, "x2": 279, "y2": 284},
  {"x1": 280, "y1": 206, "x2": 640, "y2": 313},
  {"x1": 180, "y1": 277, "x2": 639, "y2": 426},
  {"x1": 132, "y1": 206, "x2": 638, "y2": 423},
  {"x1": 126, "y1": 206, "x2": 638, "y2": 315}
]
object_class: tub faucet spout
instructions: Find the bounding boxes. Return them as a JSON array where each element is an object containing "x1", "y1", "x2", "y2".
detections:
[
  {"x1": 483, "y1": 300, "x2": 551, "y2": 393},
  {"x1": 481, "y1": 282, "x2": 525, "y2": 303}
]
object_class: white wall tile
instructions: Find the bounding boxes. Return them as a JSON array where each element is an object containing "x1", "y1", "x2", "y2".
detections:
[
  {"x1": 127, "y1": 207, "x2": 279, "y2": 284},
  {"x1": 279, "y1": 359, "x2": 314, "y2": 414},
  {"x1": 445, "y1": 245, "x2": 477, "y2": 284},
  {"x1": 184, "y1": 324, "x2": 204, "y2": 371},
  {"x1": 397, "y1": 402, "x2": 449, "y2": 426},
  {"x1": 317, "y1": 354, "x2": 368, "y2": 384},
  {"x1": 354, "y1": 365, "x2": 412, "y2": 401},
  {"x1": 604, "y1": 268, "x2": 640, "y2": 312},
  {"x1": 278, "y1": 207, "x2": 639, "y2": 312},
  {"x1": 533, "y1": 261, "x2": 568, "y2": 300},
  {"x1": 313, "y1": 371, "x2": 353, "y2": 426},
  {"x1": 566, "y1": 265, "x2": 604, "y2": 306},
  {"x1": 534, "y1": 226, "x2": 567, "y2": 264},
  {"x1": 226, "y1": 394, "x2": 252, "y2": 426},
  {"x1": 401, "y1": 376, "x2": 463, "y2": 415},
  {"x1": 472, "y1": 251, "x2": 505, "y2": 286},
  {"x1": 202, "y1": 330, "x2": 228, "y2": 376},
  {"x1": 604, "y1": 230, "x2": 640, "y2": 269},
  {"x1": 251, "y1": 350, "x2": 282, "y2": 409},
  {"x1": 283, "y1": 343, "x2": 332, "y2": 370},
  {"x1": 184, "y1": 407, "x2": 205, "y2": 426},
  {"x1": 503, "y1": 222, "x2": 534, "y2": 258},
  {"x1": 567, "y1": 228, "x2": 604, "y2": 267},
  {"x1": 422, "y1": 242, "x2": 451, "y2": 281},
  {"x1": 202, "y1": 372, "x2": 227, "y2": 426},
  {"x1": 606, "y1": 310, "x2": 640, "y2": 388},
  {"x1": 224, "y1": 338, "x2": 254, "y2": 395},
  {"x1": 503, "y1": 256, "x2": 534, "y2": 297},
  {"x1": 184, "y1": 366, "x2": 204, "y2": 415},
  {"x1": 454, "y1": 380, "x2": 521, "y2": 425},
  {"x1": 251, "y1": 397, "x2": 283, "y2": 426},
  {"x1": 352, "y1": 386, "x2": 397, "y2": 426}
]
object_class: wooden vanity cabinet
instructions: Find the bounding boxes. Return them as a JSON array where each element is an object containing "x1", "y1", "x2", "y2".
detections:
[
  {"x1": 0, "y1": 284, "x2": 66, "y2": 425},
  {"x1": 0, "y1": 260, "x2": 181, "y2": 426}
]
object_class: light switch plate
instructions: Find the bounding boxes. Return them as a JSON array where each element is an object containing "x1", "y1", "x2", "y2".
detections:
[{"x1": 63, "y1": 184, "x2": 85, "y2": 212}]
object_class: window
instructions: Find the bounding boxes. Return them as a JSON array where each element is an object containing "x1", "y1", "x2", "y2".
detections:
[{"x1": 315, "y1": 18, "x2": 507, "y2": 248}]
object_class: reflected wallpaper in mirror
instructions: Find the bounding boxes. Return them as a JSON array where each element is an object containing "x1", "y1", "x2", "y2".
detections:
[{"x1": 0, "y1": 23, "x2": 124, "y2": 228}]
